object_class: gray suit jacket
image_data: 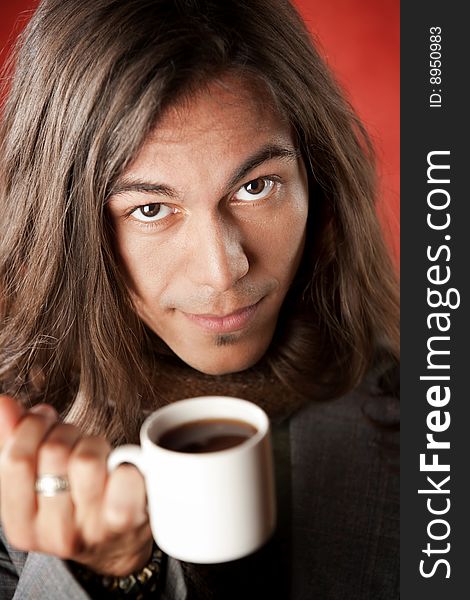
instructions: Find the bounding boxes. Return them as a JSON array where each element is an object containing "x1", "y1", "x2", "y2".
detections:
[{"x1": 0, "y1": 381, "x2": 399, "y2": 599}]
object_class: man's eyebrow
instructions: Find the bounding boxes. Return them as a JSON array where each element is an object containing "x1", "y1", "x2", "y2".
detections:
[
  {"x1": 225, "y1": 143, "x2": 300, "y2": 190},
  {"x1": 108, "y1": 179, "x2": 177, "y2": 201},
  {"x1": 108, "y1": 143, "x2": 300, "y2": 201}
]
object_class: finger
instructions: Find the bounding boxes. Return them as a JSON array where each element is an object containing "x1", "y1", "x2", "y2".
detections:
[
  {"x1": 102, "y1": 465, "x2": 148, "y2": 533},
  {"x1": 68, "y1": 436, "x2": 110, "y2": 542},
  {"x1": 0, "y1": 408, "x2": 58, "y2": 550},
  {"x1": 35, "y1": 423, "x2": 82, "y2": 557},
  {"x1": 0, "y1": 395, "x2": 24, "y2": 448}
]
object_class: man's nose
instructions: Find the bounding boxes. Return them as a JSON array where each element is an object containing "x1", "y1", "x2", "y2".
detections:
[{"x1": 186, "y1": 212, "x2": 249, "y2": 293}]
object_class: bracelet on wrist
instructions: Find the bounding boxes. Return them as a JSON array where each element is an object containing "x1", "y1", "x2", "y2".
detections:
[{"x1": 69, "y1": 544, "x2": 166, "y2": 599}]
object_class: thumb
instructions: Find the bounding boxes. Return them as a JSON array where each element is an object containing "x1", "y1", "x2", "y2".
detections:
[{"x1": 0, "y1": 395, "x2": 25, "y2": 448}]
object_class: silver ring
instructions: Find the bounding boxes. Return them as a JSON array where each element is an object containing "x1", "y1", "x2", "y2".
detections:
[{"x1": 35, "y1": 474, "x2": 71, "y2": 497}]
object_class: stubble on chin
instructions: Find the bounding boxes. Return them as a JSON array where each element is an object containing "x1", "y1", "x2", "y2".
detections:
[{"x1": 215, "y1": 334, "x2": 238, "y2": 347}]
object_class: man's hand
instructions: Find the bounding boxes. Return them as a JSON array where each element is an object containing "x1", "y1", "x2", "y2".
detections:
[{"x1": 0, "y1": 394, "x2": 153, "y2": 576}]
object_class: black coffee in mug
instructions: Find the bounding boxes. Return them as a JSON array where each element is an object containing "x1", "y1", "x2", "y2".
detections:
[{"x1": 158, "y1": 418, "x2": 257, "y2": 453}]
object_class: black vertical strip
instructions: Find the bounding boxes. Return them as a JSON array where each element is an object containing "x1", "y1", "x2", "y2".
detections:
[{"x1": 401, "y1": 1, "x2": 469, "y2": 597}]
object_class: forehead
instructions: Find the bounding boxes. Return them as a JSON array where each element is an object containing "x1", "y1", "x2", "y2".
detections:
[
  {"x1": 125, "y1": 75, "x2": 292, "y2": 176},
  {"x1": 158, "y1": 75, "x2": 285, "y2": 136}
]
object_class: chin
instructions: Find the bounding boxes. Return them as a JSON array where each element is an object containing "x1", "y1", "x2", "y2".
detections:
[{"x1": 178, "y1": 343, "x2": 269, "y2": 376}]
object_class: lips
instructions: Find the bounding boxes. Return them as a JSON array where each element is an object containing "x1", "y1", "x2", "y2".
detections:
[{"x1": 182, "y1": 301, "x2": 261, "y2": 333}]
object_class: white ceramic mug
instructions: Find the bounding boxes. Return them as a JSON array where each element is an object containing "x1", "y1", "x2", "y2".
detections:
[{"x1": 107, "y1": 396, "x2": 276, "y2": 564}]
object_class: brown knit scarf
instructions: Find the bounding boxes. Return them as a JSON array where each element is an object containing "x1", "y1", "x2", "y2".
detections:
[{"x1": 147, "y1": 349, "x2": 307, "y2": 425}]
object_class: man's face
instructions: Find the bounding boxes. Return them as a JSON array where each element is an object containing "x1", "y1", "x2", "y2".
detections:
[{"x1": 107, "y1": 76, "x2": 308, "y2": 375}]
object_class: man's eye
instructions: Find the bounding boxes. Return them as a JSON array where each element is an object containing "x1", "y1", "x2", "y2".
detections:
[
  {"x1": 130, "y1": 203, "x2": 173, "y2": 222},
  {"x1": 233, "y1": 177, "x2": 275, "y2": 202}
]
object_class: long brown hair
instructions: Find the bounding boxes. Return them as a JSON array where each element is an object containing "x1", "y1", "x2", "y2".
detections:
[{"x1": 0, "y1": 0, "x2": 399, "y2": 443}]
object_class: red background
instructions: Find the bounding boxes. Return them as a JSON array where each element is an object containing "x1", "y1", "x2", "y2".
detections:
[{"x1": 0, "y1": 0, "x2": 399, "y2": 262}]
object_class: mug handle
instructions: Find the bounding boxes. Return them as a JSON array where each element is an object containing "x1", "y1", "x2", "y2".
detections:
[{"x1": 107, "y1": 444, "x2": 146, "y2": 475}]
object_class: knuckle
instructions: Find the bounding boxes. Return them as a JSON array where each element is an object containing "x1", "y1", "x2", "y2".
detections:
[
  {"x1": 69, "y1": 454, "x2": 105, "y2": 483},
  {"x1": 39, "y1": 439, "x2": 71, "y2": 466},
  {"x1": 104, "y1": 504, "x2": 137, "y2": 533},
  {"x1": 69, "y1": 449, "x2": 101, "y2": 474},
  {"x1": 2, "y1": 450, "x2": 35, "y2": 480},
  {"x1": 70, "y1": 436, "x2": 110, "y2": 466}
]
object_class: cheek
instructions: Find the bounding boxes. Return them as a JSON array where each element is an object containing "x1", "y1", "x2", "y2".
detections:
[
  {"x1": 114, "y1": 230, "x2": 169, "y2": 298},
  {"x1": 254, "y1": 196, "x2": 308, "y2": 279}
]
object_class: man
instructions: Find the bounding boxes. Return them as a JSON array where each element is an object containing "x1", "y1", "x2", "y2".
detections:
[{"x1": 0, "y1": 0, "x2": 399, "y2": 598}]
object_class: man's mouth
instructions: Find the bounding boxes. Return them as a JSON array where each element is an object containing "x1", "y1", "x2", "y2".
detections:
[{"x1": 181, "y1": 299, "x2": 262, "y2": 333}]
